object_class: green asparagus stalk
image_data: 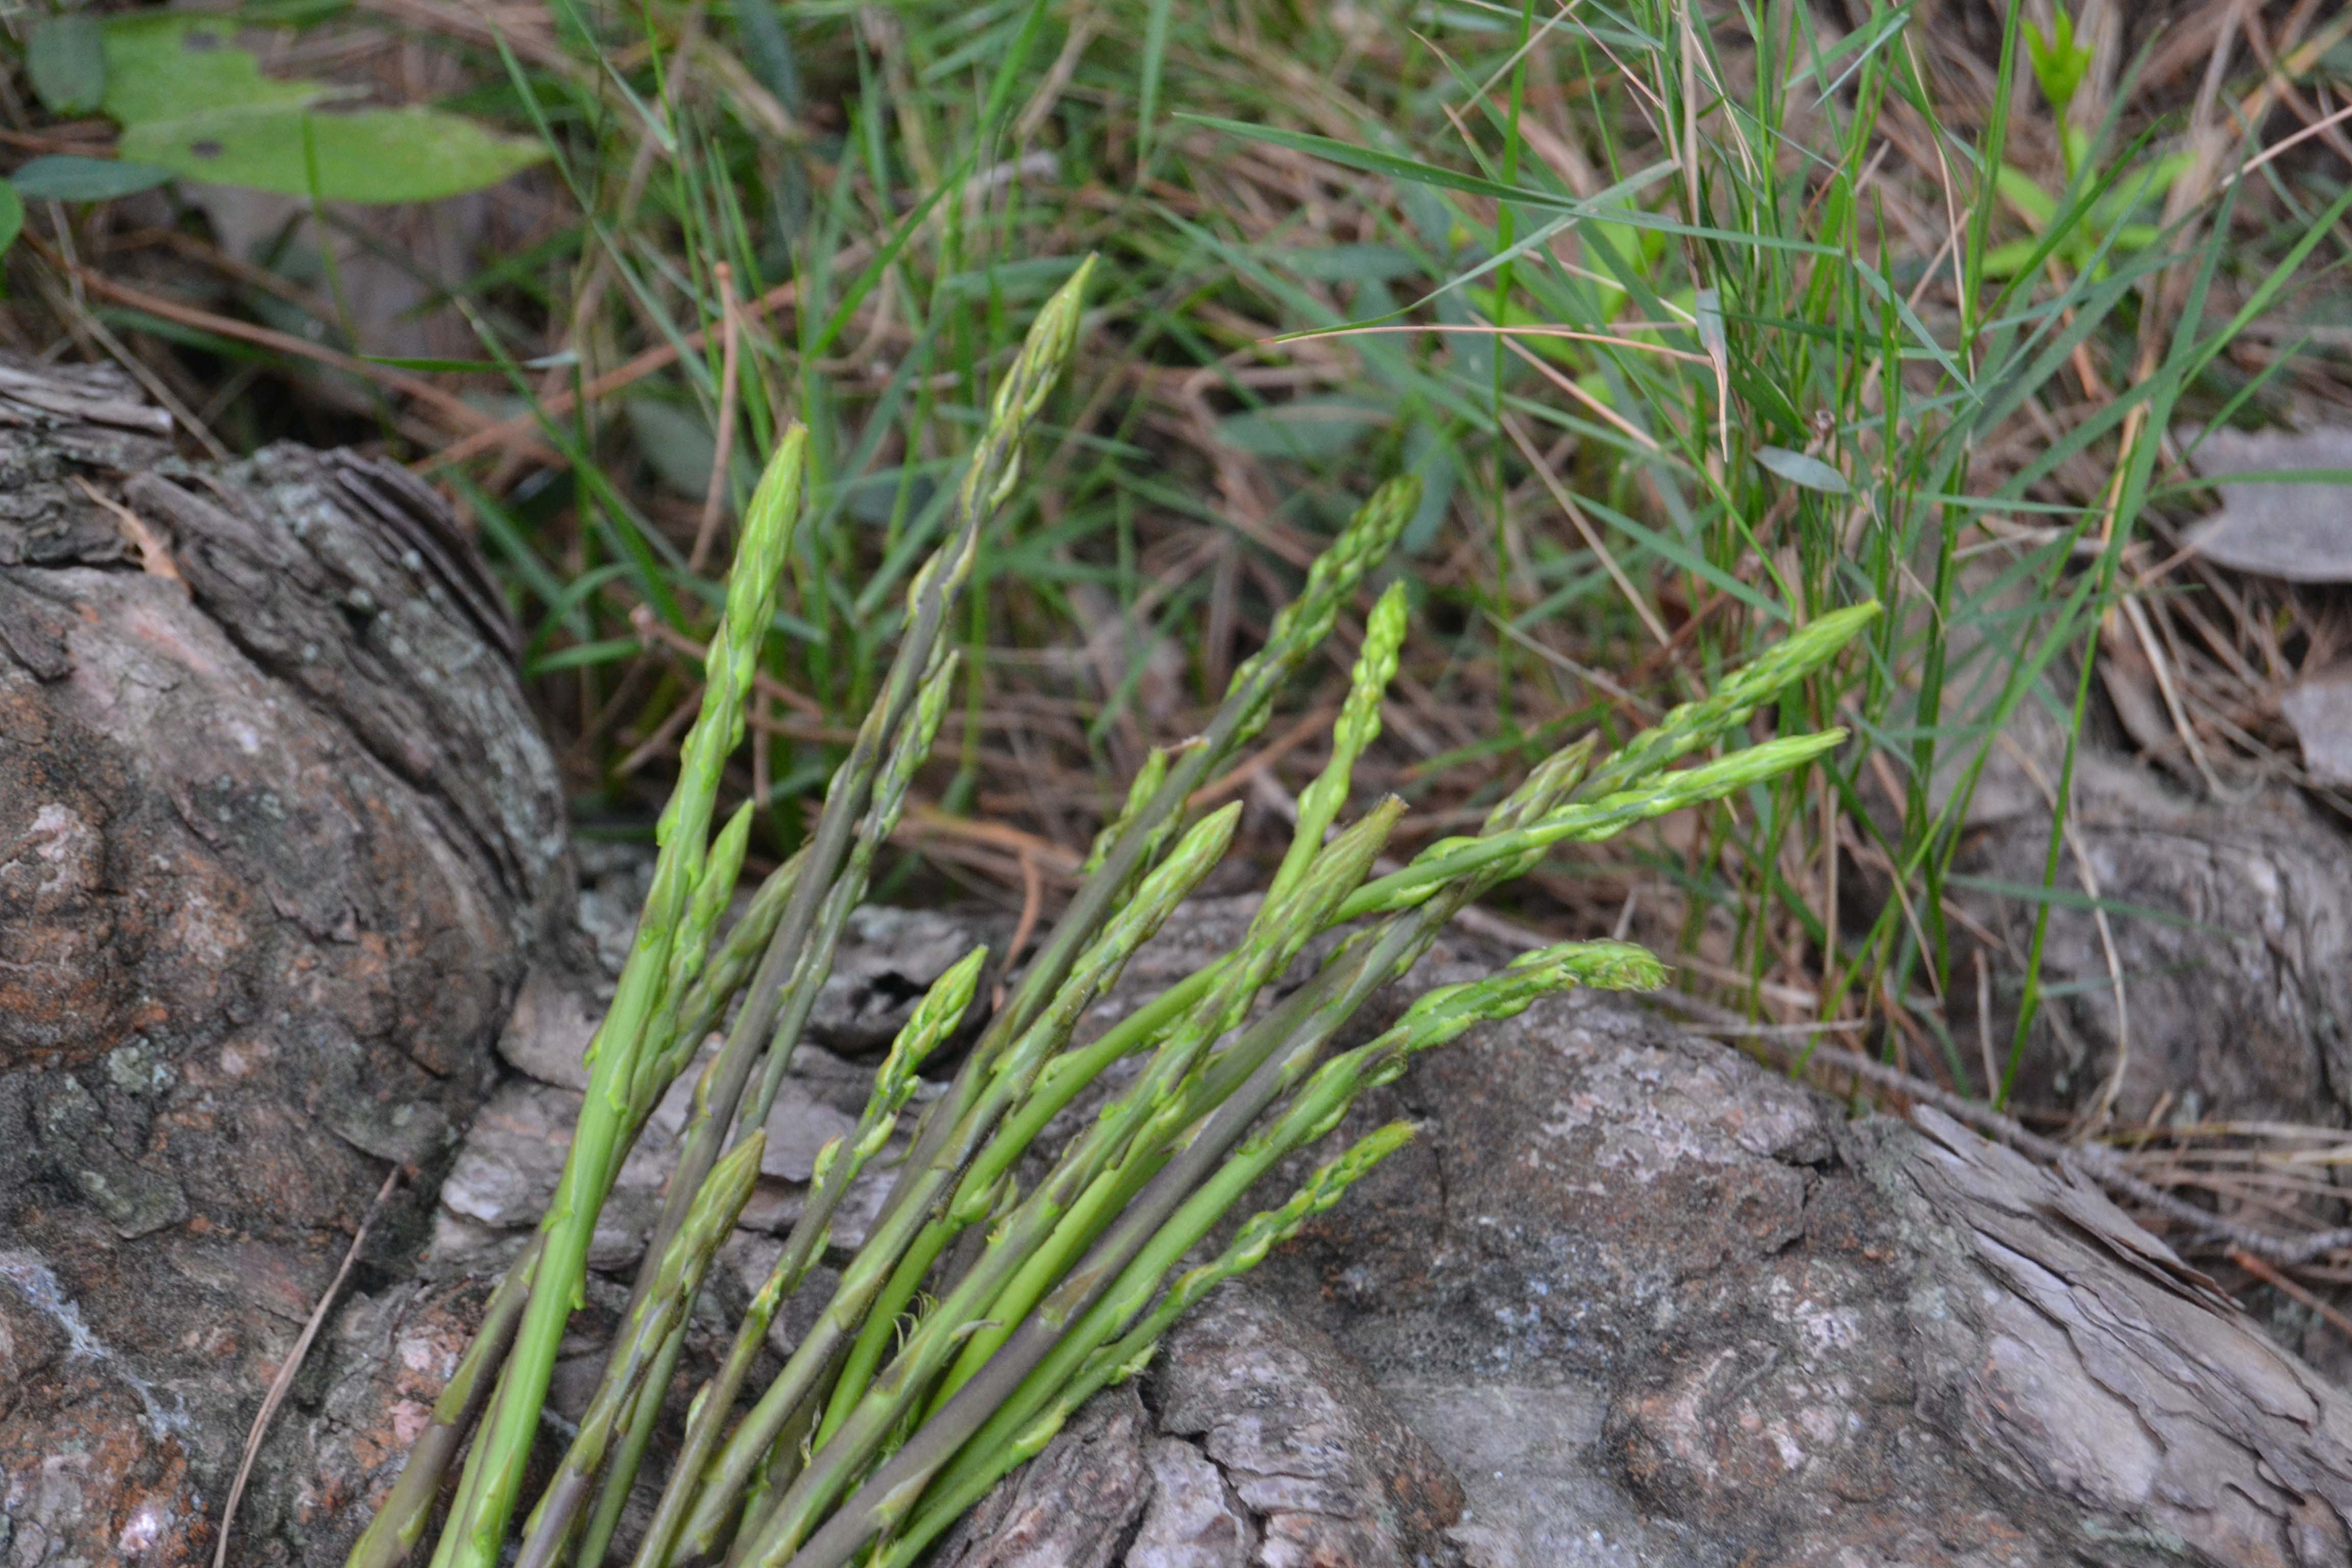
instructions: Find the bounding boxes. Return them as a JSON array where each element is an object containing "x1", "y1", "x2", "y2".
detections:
[
  {"x1": 626, "y1": 949, "x2": 985, "y2": 1568},
  {"x1": 740, "y1": 743, "x2": 1673, "y2": 1568},
  {"x1": 432, "y1": 424, "x2": 807, "y2": 1568},
  {"x1": 625, "y1": 801, "x2": 756, "y2": 1105},
  {"x1": 512, "y1": 1131, "x2": 769, "y2": 1568},
  {"x1": 361, "y1": 351, "x2": 1878, "y2": 1568},
  {"x1": 627, "y1": 260, "x2": 1094, "y2": 1342},
  {"x1": 1572, "y1": 601, "x2": 1879, "y2": 803},
  {"x1": 576, "y1": 1325, "x2": 685, "y2": 1568},
  {"x1": 806, "y1": 797, "x2": 1381, "y2": 1461},
  {"x1": 1081, "y1": 744, "x2": 1177, "y2": 877},
  {"x1": 350, "y1": 836, "x2": 802, "y2": 1568},
  {"x1": 868, "y1": 1121, "x2": 1419, "y2": 1568},
  {"x1": 758, "y1": 485, "x2": 1419, "y2": 1540},
  {"x1": 743, "y1": 648, "x2": 959, "y2": 1134},
  {"x1": 1336, "y1": 729, "x2": 1848, "y2": 923},
  {"x1": 1266, "y1": 580, "x2": 1407, "y2": 906},
  {"x1": 924, "y1": 800, "x2": 1408, "y2": 1410},
  {"x1": 775, "y1": 941, "x2": 1662, "y2": 1568},
  {"x1": 633, "y1": 847, "x2": 811, "y2": 1160},
  {"x1": 672, "y1": 802, "x2": 1245, "y2": 1560},
  {"x1": 344, "y1": 1240, "x2": 543, "y2": 1568},
  {"x1": 612, "y1": 645, "x2": 959, "y2": 1502},
  {"x1": 741, "y1": 814, "x2": 1419, "y2": 1565},
  {"x1": 874, "y1": 475, "x2": 1420, "y2": 1228}
]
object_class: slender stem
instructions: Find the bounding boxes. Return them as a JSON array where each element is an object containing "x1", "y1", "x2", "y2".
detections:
[
  {"x1": 576, "y1": 1324, "x2": 683, "y2": 1568},
  {"x1": 778, "y1": 940, "x2": 1660, "y2": 1568},
  {"x1": 872, "y1": 474, "x2": 1423, "y2": 1235},
  {"x1": 630, "y1": 260, "x2": 1095, "y2": 1321},
  {"x1": 628, "y1": 951, "x2": 985, "y2": 1568},
  {"x1": 342, "y1": 1239, "x2": 542, "y2": 1568},
  {"x1": 871, "y1": 1123, "x2": 1419, "y2": 1568},
  {"x1": 676, "y1": 804, "x2": 1242, "y2": 1558},
  {"x1": 927, "y1": 801, "x2": 1405, "y2": 1409},
  {"x1": 511, "y1": 1132, "x2": 767, "y2": 1568},
  {"x1": 439, "y1": 427, "x2": 808, "y2": 1568}
]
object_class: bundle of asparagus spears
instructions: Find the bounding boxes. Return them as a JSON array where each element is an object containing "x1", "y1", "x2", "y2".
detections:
[{"x1": 351, "y1": 259, "x2": 1873, "y2": 1568}]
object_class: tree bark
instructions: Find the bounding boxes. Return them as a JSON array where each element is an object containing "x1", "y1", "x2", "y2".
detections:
[{"x1": 0, "y1": 357, "x2": 568, "y2": 1566}]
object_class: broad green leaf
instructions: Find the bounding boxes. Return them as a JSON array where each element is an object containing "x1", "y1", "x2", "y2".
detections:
[
  {"x1": 625, "y1": 398, "x2": 722, "y2": 500},
  {"x1": 120, "y1": 105, "x2": 546, "y2": 204},
  {"x1": 733, "y1": 0, "x2": 803, "y2": 112},
  {"x1": 1995, "y1": 164, "x2": 2056, "y2": 230},
  {"x1": 26, "y1": 16, "x2": 106, "y2": 116},
  {"x1": 0, "y1": 183, "x2": 23, "y2": 258},
  {"x1": 1754, "y1": 446, "x2": 1852, "y2": 495},
  {"x1": 99, "y1": 13, "x2": 540, "y2": 203},
  {"x1": 10, "y1": 155, "x2": 176, "y2": 202},
  {"x1": 99, "y1": 14, "x2": 329, "y2": 125},
  {"x1": 1216, "y1": 399, "x2": 1389, "y2": 460}
]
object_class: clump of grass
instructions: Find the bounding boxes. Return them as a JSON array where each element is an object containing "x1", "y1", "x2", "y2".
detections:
[
  {"x1": 334, "y1": 0, "x2": 2337, "y2": 1125},
  {"x1": 24, "y1": 0, "x2": 2335, "y2": 1178},
  {"x1": 350, "y1": 261, "x2": 1871, "y2": 1568}
]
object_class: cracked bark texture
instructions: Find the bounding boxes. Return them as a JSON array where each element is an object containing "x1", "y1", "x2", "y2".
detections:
[
  {"x1": 1943, "y1": 720, "x2": 2352, "y2": 1132},
  {"x1": 0, "y1": 358, "x2": 568, "y2": 1566}
]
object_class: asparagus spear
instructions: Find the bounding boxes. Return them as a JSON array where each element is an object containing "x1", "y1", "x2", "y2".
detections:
[
  {"x1": 343, "y1": 1240, "x2": 543, "y2": 1568},
  {"x1": 512, "y1": 1130, "x2": 769, "y2": 1568},
  {"x1": 1571, "y1": 601, "x2": 1878, "y2": 802},
  {"x1": 626, "y1": 261, "x2": 1096, "y2": 1336},
  {"x1": 742, "y1": 646, "x2": 959, "y2": 1134},
  {"x1": 625, "y1": 949, "x2": 985, "y2": 1568},
  {"x1": 775, "y1": 941, "x2": 1663, "y2": 1568},
  {"x1": 803, "y1": 800, "x2": 1396, "y2": 1458},
  {"x1": 753, "y1": 672, "x2": 1826, "y2": 1568},
  {"x1": 1335, "y1": 730, "x2": 1848, "y2": 923},
  {"x1": 1265, "y1": 579, "x2": 1407, "y2": 906},
  {"x1": 922, "y1": 800, "x2": 1409, "y2": 1410},
  {"x1": 760, "y1": 802, "x2": 1399, "y2": 1549},
  {"x1": 431, "y1": 424, "x2": 807, "y2": 1568},
  {"x1": 871, "y1": 475, "x2": 1422, "y2": 1230},
  {"x1": 867, "y1": 1121, "x2": 1419, "y2": 1568},
  {"x1": 669, "y1": 802, "x2": 1245, "y2": 1559}
]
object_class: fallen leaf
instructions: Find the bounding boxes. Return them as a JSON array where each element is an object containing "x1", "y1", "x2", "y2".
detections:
[
  {"x1": 26, "y1": 15, "x2": 106, "y2": 116},
  {"x1": 2179, "y1": 423, "x2": 2352, "y2": 583},
  {"x1": 2282, "y1": 665, "x2": 2352, "y2": 787},
  {"x1": 121, "y1": 105, "x2": 546, "y2": 205},
  {"x1": 10, "y1": 155, "x2": 176, "y2": 203}
]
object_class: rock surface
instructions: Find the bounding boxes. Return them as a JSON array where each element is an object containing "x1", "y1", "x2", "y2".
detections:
[
  {"x1": 937, "y1": 906, "x2": 2352, "y2": 1568},
  {"x1": 0, "y1": 360, "x2": 568, "y2": 1565}
]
